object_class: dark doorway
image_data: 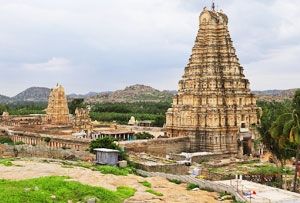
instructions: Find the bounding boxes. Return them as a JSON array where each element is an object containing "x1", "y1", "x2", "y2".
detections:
[{"x1": 243, "y1": 139, "x2": 251, "y2": 155}]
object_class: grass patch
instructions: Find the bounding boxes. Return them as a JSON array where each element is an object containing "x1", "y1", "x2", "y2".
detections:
[
  {"x1": 249, "y1": 164, "x2": 293, "y2": 175},
  {"x1": 187, "y1": 183, "x2": 199, "y2": 190},
  {"x1": 95, "y1": 165, "x2": 133, "y2": 176},
  {"x1": 0, "y1": 158, "x2": 13, "y2": 166},
  {"x1": 168, "y1": 179, "x2": 182, "y2": 184},
  {"x1": 0, "y1": 176, "x2": 135, "y2": 203},
  {"x1": 59, "y1": 161, "x2": 134, "y2": 176},
  {"x1": 146, "y1": 189, "x2": 163, "y2": 196},
  {"x1": 14, "y1": 141, "x2": 25, "y2": 145},
  {"x1": 139, "y1": 181, "x2": 152, "y2": 188}
]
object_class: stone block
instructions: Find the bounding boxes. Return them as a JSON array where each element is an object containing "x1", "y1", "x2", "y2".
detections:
[{"x1": 118, "y1": 160, "x2": 127, "y2": 168}]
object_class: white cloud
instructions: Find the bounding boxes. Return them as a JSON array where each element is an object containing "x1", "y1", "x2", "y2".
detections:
[
  {"x1": 0, "y1": 0, "x2": 299, "y2": 95},
  {"x1": 23, "y1": 57, "x2": 71, "y2": 72}
]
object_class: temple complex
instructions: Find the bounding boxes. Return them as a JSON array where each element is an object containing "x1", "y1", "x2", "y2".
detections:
[
  {"x1": 165, "y1": 7, "x2": 260, "y2": 155},
  {"x1": 45, "y1": 84, "x2": 70, "y2": 125}
]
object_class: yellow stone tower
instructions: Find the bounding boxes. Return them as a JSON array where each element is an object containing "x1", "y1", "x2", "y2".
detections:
[
  {"x1": 45, "y1": 84, "x2": 70, "y2": 125},
  {"x1": 165, "y1": 6, "x2": 260, "y2": 154}
]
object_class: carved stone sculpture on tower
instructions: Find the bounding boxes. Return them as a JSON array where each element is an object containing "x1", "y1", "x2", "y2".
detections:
[
  {"x1": 45, "y1": 84, "x2": 70, "y2": 125},
  {"x1": 165, "y1": 7, "x2": 260, "y2": 154}
]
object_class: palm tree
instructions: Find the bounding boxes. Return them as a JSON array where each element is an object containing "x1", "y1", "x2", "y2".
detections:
[{"x1": 270, "y1": 90, "x2": 300, "y2": 192}]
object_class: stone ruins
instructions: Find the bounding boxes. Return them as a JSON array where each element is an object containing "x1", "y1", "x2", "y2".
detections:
[
  {"x1": 165, "y1": 7, "x2": 260, "y2": 155},
  {"x1": 45, "y1": 84, "x2": 70, "y2": 125}
]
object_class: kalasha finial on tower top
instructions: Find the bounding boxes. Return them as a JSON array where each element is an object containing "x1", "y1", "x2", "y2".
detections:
[{"x1": 212, "y1": 0, "x2": 215, "y2": 11}]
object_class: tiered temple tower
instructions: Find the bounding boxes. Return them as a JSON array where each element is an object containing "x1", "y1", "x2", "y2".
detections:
[
  {"x1": 45, "y1": 84, "x2": 70, "y2": 125},
  {"x1": 165, "y1": 7, "x2": 260, "y2": 154},
  {"x1": 73, "y1": 107, "x2": 93, "y2": 135}
]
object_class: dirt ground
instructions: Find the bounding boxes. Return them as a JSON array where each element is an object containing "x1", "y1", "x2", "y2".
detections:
[{"x1": 0, "y1": 158, "x2": 226, "y2": 203}]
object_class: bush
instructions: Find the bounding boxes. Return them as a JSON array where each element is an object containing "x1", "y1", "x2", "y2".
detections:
[
  {"x1": 95, "y1": 165, "x2": 133, "y2": 176},
  {"x1": 0, "y1": 159, "x2": 13, "y2": 166},
  {"x1": 0, "y1": 136, "x2": 14, "y2": 145},
  {"x1": 139, "y1": 181, "x2": 151, "y2": 188},
  {"x1": 145, "y1": 189, "x2": 163, "y2": 196},
  {"x1": 14, "y1": 141, "x2": 25, "y2": 145},
  {"x1": 135, "y1": 132, "x2": 154, "y2": 140},
  {"x1": 187, "y1": 183, "x2": 199, "y2": 190},
  {"x1": 168, "y1": 179, "x2": 182, "y2": 184},
  {"x1": 44, "y1": 137, "x2": 51, "y2": 143}
]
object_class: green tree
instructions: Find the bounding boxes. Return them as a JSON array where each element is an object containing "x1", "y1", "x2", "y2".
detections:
[
  {"x1": 135, "y1": 132, "x2": 154, "y2": 140},
  {"x1": 270, "y1": 89, "x2": 300, "y2": 192},
  {"x1": 68, "y1": 99, "x2": 86, "y2": 115},
  {"x1": 257, "y1": 100, "x2": 292, "y2": 166},
  {"x1": 0, "y1": 104, "x2": 8, "y2": 115}
]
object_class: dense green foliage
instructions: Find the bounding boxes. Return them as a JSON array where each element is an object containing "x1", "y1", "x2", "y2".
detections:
[
  {"x1": 249, "y1": 164, "x2": 293, "y2": 175},
  {"x1": 92, "y1": 102, "x2": 170, "y2": 114},
  {"x1": 0, "y1": 102, "x2": 47, "y2": 115},
  {"x1": 89, "y1": 137, "x2": 119, "y2": 152},
  {"x1": 0, "y1": 176, "x2": 135, "y2": 203},
  {"x1": 68, "y1": 98, "x2": 86, "y2": 115},
  {"x1": 186, "y1": 183, "x2": 199, "y2": 190},
  {"x1": 0, "y1": 104, "x2": 6, "y2": 115},
  {"x1": 0, "y1": 136, "x2": 14, "y2": 145},
  {"x1": 135, "y1": 132, "x2": 154, "y2": 140},
  {"x1": 268, "y1": 89, "x2": 300, "y2": 191},
  {"x1": 257, "y1": 100, "x2": 294, "y2": 165},
  {"x1": 90, "y1": 102, "x2": 171, "y2": 127},
  {"x1": 1, "y1": 101, "x2": 171, "y2": 127}
]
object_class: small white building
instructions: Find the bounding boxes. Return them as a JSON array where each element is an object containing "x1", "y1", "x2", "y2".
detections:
[{"x1": 94, "y1": 148, "x2": 119, "y2": 165}]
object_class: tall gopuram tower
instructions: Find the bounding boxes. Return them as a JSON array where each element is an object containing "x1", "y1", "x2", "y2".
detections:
[
  {"x1": 45, "y1": 84, "x2": 70, "y2": 125},
  {"x1": 165, "y1": 6, "x2": 260, "y2": 155}
]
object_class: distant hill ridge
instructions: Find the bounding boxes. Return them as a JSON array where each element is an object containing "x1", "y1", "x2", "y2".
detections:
[
  {"x1": 0, "y1": 85, "x2": 298, "y2": 104},
  {"x1": 253, "y1": 89, "x2": 297, "y2": 101},
  {"x1": 13, "y1": 87, "x2": 51, "y2": 102},
  {"x1": 85, "y1": 84, "x2": 174, "y2": 104}
]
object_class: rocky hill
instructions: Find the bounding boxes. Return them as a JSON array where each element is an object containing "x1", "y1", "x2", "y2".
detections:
[
  {"x1": 0, "y1": 85, "x2": 298, "y2": 104},
  {"x1": 12, "y1": 87, "x2": 51, "y2": 102},
  {"x1": 0, "y1": 95, "x2": 10, "y2": 104},
  {"x1": 68, "y1": 92, "x2": 99, "y2": 99},
  {"x1": 86, "y1": 84, "x2": 174, "y2": 104}
]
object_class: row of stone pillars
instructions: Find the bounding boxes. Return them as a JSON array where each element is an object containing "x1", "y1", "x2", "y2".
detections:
[{"x1": 12, "y1": 135, "x2": 83, "y2": 151}]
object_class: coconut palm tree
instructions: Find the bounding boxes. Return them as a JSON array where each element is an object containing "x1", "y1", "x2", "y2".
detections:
[{"x1": 270, "y1": 90, "x2": 300, "y2": 192}]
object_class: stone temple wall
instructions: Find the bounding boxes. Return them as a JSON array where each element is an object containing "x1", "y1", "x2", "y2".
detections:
[
  {"x1": 0, "y1": 144, "x2": 94, "y2": 161},
  {"x1": 119, "y1": 137, "x2": 191, "y2": 157}
]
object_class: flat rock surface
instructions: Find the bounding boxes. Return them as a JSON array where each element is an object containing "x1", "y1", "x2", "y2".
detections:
[{"x1": 0, "y1": 159, "x2": 224, "y2": 203}]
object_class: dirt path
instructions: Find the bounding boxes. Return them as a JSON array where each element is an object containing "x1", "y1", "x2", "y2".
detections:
[{"x1": 0, "y1": 159, "x2": 224, "y2": 203}]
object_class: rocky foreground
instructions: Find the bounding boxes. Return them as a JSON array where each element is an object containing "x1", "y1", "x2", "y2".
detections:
[{"x1": 0, "y1": 158, "x2": 228, "y2": 203}]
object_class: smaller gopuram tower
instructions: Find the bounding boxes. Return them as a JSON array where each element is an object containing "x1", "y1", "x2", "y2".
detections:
[
  {"x1": 73, "y1": 107, "x2": 93, "y2": 135},
  {"x1": 45, "y1": 84, "x2": 70, "y2": 125},
  {"x1": 165, "y1": 5, "x2": 260, "y2": 155}
]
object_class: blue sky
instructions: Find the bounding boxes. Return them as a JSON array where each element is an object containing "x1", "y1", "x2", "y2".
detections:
[{"x1": 0, "y1": 0, "x2": 299, "y2": 96}]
